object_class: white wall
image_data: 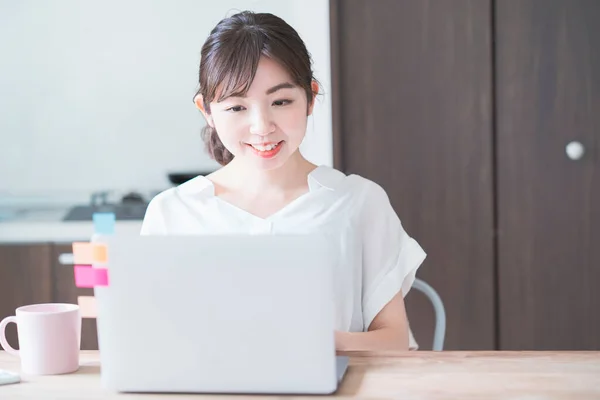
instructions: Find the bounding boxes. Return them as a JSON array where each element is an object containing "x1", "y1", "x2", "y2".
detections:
[{"x1": 0, "y1": 0, "x2": 332, "y2": 195}]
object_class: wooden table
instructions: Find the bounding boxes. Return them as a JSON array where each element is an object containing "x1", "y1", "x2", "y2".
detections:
[{"x1": 1, "y1": 351, "x2": 599, "y2": 399}]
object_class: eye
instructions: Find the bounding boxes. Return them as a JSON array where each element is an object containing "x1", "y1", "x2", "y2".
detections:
[
  {"x1": 226, "y1": 106, "x2": 245, "y2": 112},
  {"x1": 273, "y1": 99, "x2": 293, "y2": 107}
]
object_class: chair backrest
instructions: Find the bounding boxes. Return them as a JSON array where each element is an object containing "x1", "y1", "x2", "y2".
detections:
[{"x1": 411, "y1": 278, "x2": 446, "y2": 351}]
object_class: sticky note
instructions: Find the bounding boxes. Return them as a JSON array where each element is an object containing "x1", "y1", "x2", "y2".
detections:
[
  {"x1": 78, "y1": 296, "x2": 98, "y2": 318},
  {"x1": 93, "y1": 212, "x2": 115, "y2": 235},
  {"x1": 72, "y1": 243, "x2": 107, "y2": 265},
  {"x1": 72, "y1": 242, "x2": 93, "y2": 265},
  {"x1": 74, "y1": 265, "x2": 109, "y2": 288},
  {"x1": 92, "y1": 244, "x2": 108, "y2": 264}
]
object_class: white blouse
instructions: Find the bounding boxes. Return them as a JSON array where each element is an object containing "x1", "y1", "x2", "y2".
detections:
[{"x1": 140, "y1": 165, "x2": 426, "y2": 349}]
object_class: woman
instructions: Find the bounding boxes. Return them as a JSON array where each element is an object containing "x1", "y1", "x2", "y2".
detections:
[{"x1": 141, "y1": 11, "x2": 426, "y2": 351}]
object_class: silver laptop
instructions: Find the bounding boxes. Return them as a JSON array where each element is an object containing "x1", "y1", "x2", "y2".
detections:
[{"x1": 92, "y1": 234, "x2": 349, "y2": 395}]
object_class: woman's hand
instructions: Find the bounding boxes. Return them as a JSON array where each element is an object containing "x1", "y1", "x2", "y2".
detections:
[{"x1": 334, "y1": 292, "x2": 409, "y2": 351}]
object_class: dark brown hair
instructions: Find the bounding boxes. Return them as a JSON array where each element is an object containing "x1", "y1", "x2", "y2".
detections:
[{"x1": 195, "y1": 11, "x2": 318, "y2": 166}]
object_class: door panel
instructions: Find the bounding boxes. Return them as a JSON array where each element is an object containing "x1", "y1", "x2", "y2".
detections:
[{"x1": 496, "y1": 0, "x2": 600, "y2": 350}]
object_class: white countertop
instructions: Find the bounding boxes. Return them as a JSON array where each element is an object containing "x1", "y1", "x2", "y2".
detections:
[
  {"x1": 0, "y1": 220, "x2": 143, "y2": 243},
  {"x1": 0, "y1": 197, "x2": 144, "y2": 243}
]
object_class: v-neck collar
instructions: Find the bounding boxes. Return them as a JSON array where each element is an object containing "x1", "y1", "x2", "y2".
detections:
[{"x1": 176, "y1": 165, "x2": 338, "y2": 221}]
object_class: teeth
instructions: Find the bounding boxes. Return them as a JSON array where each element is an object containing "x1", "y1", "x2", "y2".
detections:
[{"x1": 252, "y1": 143, "x2": 277, "y2": 151}]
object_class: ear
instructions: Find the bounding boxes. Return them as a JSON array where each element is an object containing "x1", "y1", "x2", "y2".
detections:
[
  {"x1": 307, "y1": 80, "x2": 320, "y2": 116},
  {"x1": 194, "y1": 94, "x2": 214, "y2": 128}
]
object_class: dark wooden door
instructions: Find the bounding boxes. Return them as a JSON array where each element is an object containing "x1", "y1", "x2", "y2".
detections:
[
  {"x1": 331, "y1": 0, "x2": 495, "y2": 349},
  {"x1": 52, "y1": 244, "x2": 99, "y2": 350},
  {"x1": 496, "y1": 0, "x2": 600, "y2": 350},
  {"x1": 0, "y1": 244, "x2": 53, "y2": 350}
]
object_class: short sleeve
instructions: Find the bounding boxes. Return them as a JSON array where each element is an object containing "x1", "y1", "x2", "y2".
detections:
[
  {"x1": 140, "y1": 197, "x2": 167, "y2": 235},
  {"x1": 360, "y1": 182, "x2": 427, "y2": 339}
]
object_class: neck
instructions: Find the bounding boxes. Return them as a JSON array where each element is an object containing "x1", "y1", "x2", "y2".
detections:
[{"x1": 223, "y1": 150, "x2": 316, "y2": 195}]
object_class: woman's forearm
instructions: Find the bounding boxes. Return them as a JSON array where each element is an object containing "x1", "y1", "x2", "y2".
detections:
[{"x1": 335, "y1": 328, "x2": 409, "y2": 351}]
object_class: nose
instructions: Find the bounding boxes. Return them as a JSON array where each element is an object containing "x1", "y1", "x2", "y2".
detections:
[{"x1": 249, "y1": 107, "x2": 275, "y2": 136}]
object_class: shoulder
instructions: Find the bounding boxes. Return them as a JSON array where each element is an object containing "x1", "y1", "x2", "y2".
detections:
[
  {"x1": 147, "y1": 186, "x2": 176, "y2": 207},
  {"x1": 144, "y1": 175, "x2": 214, "y2": 220},
  {"x1": 148, "y1": 175, "x2": 214, "y2": 208},
  {"x1": 337, "y1": 170, "x2": 391, "y2": 207},
  {"x1": 313, "y1": 167, "x2": 394, "y2": 221},
  {"x1": 336, "y1": 172, "x2": 399, "y2": 228},
  {"x1": 347, "y1": 175, "x2": 388, "y2": 201},
  {"x1": 312, "y1": 166, "x2": 386, "y2": 199},
  {"x1": 141, "y1": 175, "x2": 214, "y2": 234}
]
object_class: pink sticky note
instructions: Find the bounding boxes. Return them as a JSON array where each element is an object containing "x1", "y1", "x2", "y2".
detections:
[
  {"x1": 72, "y1": 242, "x2": 93, "y2": 265},
  {"x1": 74, "y1": 266, "x2": 109, "y2": 288},
  {"x1": 77, "y1": 296, "x2": 98, "y2": 318}
]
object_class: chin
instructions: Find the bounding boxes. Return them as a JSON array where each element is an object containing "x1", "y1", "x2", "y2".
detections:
[{"x1": 246, "y1": 156, "x2": 290, "y2": 171}]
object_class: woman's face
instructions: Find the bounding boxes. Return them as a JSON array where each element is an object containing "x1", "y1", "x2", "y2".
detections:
[{"x1": 200, "y1": 56, "x2": 317, "y2": 170}]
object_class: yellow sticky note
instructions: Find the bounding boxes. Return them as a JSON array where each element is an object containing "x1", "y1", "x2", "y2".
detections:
[
  {"x1": 72, "y1": 242, "x2": 93, "y2": 265},
  {"x1": 93, "y1": 244, "x2": 108, "y2": 264},
  {"x1": 78, "y1": 296, "x2": 97, "y2": 318}
]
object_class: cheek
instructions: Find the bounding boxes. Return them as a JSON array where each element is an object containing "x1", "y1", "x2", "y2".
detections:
[
  {"x1": 211, "y1": 115, "x2": 244, "y2": 143},
  {"x1": 277, "y1": 108, "x2": 308, "y2": 138},
  {"x1": 206, "y1": 118, "x2": 245, "y2": 156},
  {"x1": 211, "y1": 113, "x2": 232, "y2": 131}
]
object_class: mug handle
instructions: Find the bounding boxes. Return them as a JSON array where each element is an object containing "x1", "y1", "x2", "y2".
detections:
[{"x1": 0, "y1": 316, "x2": 19, "y2": 356}]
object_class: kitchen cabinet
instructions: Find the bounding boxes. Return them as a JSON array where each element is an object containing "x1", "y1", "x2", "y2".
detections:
[
  {"x1": 0, "y1": 244, "x2": 99, "y2": 351},
  {"x1": 0, "y1": 245, "x2": 54, "y2": 350}
]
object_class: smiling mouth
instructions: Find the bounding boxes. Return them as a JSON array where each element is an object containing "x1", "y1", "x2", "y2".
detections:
[
  {"x1": 246, "y1": 141, "x2": 283, "y2": 151},
  {"x1": 245, "y1": 141, "x2": 284, "y2": 159}
]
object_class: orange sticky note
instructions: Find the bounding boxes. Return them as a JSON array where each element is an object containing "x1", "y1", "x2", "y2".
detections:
[
  {"x1": 93, "y1": 244, "x2": 108, "y2": 264},
  {"x1": 72, "y1": 242, "x2": 93, "y2": 265},
  {"x1": 78, "y1": 296, "x2": 97, "y2": 318}
]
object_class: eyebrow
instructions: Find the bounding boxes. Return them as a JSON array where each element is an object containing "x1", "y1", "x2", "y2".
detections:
[
  {"x1": 225, "y1": 82, "x2": 296, "y2": 100},
  {"x1": 266, "y1": 82, "x2": 296, "y2": 95}
]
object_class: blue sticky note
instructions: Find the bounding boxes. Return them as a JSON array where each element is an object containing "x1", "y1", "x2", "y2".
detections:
[{"x1": 93, "y1": 212, "x2": 116, "y2": 234}]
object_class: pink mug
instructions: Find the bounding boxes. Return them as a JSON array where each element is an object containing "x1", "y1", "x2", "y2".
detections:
[{"x1": 0, "y1": 303, "x2": 81, "y2": 375}]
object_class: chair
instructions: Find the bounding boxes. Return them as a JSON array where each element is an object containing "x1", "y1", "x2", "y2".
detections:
[{"x1": 411, "y1": 278, "x2": 446, "y2": 351}]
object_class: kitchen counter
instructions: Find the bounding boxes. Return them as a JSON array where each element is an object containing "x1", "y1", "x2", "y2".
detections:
[
  {"x1": 0, "y1": 200, "x2": 143, "y2": 243},
  {"x1": 0, "y1": 220, "x2": 143, "y2": 243}
]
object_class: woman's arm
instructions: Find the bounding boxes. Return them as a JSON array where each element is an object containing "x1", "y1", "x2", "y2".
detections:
[{"x1": 335, "y1": 291, "x2": 409, "y2": 351}]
